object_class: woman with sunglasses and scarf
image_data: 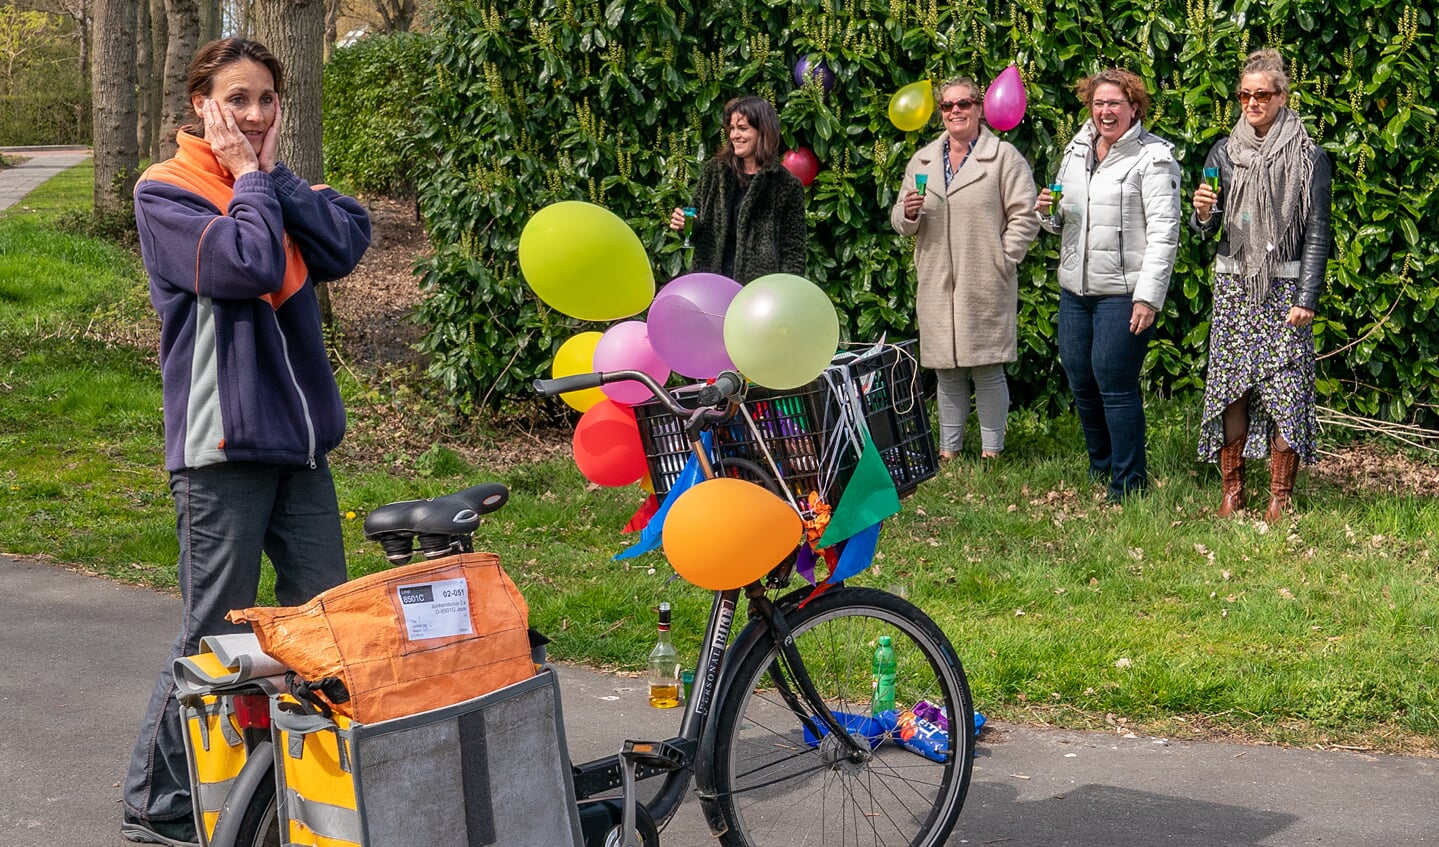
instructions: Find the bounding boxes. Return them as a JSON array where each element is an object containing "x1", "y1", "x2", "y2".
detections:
[
  {"x1": 1191, "y1": 48, "x2": 1332, "y2": 522},
  {"x1": 1035, "y1": 68, "x2": 1181, "y2": 502},
  {"x1": 891, "y1": 77, "x2": 1039, "y2": 463},
  {"x1": 668, "y1": 95, "x2": 807, "y2": 283}
]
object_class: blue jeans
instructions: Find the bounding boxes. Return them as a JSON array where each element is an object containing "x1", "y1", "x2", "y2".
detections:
[
  {"x1": 1058, "y1": 290, "x2": 1154, "y2": 500},
  {"x1": 123, "y1": 459, "x2": 346, "y2": 823}
]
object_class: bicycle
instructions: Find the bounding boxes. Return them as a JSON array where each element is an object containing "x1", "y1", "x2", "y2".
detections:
[{"x1": 192, "y1": 364, "x2": 975, "y2": 847}]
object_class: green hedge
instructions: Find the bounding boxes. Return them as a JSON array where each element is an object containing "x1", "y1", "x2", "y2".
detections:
[
  {"x1": 0, "y1": 93, "x2": 90, "y2": 147},
  {"x1": 407, "y1": 0, "x2": 1436, "y2": 424},
  {"x1": 323, "y1": 32, "x2": 437, "y2": 197}
]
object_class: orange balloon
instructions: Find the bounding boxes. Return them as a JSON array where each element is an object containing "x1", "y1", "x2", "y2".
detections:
[
  {"x1": 572, "y1": 399, "x2": 647, "y2": 487},
  {"x1": 662, "y1": 478, "x2": 802, "y2": 590}
]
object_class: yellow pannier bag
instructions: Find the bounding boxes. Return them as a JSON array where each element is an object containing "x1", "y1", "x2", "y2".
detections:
[
  {"x1": 174, "y1": 634, "x2": 288, "y2": 846},
  {"x1": 270, "y1": 668, "x2": 583, "y2": 847}
]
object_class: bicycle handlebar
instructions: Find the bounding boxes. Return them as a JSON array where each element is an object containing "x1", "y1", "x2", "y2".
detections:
[{"x1": 534, "y1": 369, "x2": 746, "y2": 420}]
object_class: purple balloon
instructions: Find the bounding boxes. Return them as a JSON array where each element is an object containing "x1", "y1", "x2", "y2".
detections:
[
  {"x1": 793, "y1": 55, "x2": 835, "y2": 94},
  {"x1": 647, "y1": 273, "x2": 742, "y2": 379},
  {"x1": 593, "y1": 321, "x2": 671, "y2": 406}
]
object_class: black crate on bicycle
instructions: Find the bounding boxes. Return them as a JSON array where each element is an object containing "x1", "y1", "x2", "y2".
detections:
[{"x1": 635, "y1": 340, "x2": 937, "y2": 504}]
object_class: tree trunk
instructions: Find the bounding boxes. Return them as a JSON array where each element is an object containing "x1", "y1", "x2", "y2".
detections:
[
  {"x1": 146, "y1": 0, "x2": 166, "y2": 161},
  {"x1": 135, "y1": 0, "x2": 151, "y2": 156},
  {"x1": 251, "y1": 0, "x2": 323, "y2": 181},
  {"x1": 157, "y1": 0, "x2": 200, "y2": 161},
  {"x1": 197, "y1": 0, "x2": 220, "y2": 41},
  {"x1": 91, "y1": 0, "x2": 138, "y2": 214},
  {"x1": 252, "y1": 0, "x2": 332, "y2": 326}
]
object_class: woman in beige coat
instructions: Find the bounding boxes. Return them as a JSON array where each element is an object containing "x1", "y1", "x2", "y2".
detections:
[{"x1": 891, "y1": 77, "x2": 1040, "y2": 461}]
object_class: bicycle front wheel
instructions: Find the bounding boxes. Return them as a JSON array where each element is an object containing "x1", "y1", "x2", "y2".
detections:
[{"x1": 710, "y1": 587, "x2": 973, "y2": 847}]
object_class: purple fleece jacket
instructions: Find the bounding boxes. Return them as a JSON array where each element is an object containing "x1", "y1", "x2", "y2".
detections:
[{"x1": 134, "y1": 132, "x2": 371, "y2": 471}]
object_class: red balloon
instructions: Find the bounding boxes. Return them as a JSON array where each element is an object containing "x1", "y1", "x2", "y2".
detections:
[
  {"x1": 782, "y1": 147, "x2": 820, "y2": 187},
  {"x1": 572, "y1": 399, "x2": 648, "y2": 487}
]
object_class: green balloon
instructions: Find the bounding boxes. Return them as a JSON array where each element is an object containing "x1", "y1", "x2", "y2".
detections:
[
  {"x1": 723, "y1": 273, "x2": 840, "y2": 389},
  {"x1": 888, "y1": 80, "x2": 935, "y2": 132},
  {"x1": 519, "y1": 201, "x2": 655, "y2": 321}
]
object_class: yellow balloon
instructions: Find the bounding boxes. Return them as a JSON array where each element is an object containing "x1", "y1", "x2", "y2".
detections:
[
  {"x1": 519, "y1": 201, "x2": 656, "y2": 321},
  {"x1": 888, "y1": 80, "x2": 935, "y2": 132},
  {"x1": 663, "y1": 478, "x2": 803, "y2": 590},
  {"x1": 551, "y1": 331, "x2": 605, "y2": 412}
]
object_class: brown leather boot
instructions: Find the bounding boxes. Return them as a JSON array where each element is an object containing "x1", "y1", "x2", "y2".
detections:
[
  {"x1": 1265, "y1": 444, "x2": 1300, "y2": 523},
  {"x1": 1217, "y1": 437, "x2": 1245, "y2": 517}
]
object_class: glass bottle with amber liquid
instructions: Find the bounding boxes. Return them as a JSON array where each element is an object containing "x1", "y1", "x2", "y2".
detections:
[{"x1": 648, "y1": 602, "x2": 681, "y2": 708}]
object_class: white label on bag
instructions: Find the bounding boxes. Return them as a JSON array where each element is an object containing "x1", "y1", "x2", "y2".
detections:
[{"x1": 396, "y1": 577, "x2": 474, "y2": 640}]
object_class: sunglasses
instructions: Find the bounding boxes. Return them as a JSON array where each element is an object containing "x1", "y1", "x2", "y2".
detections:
[
  {"x1": 1237, "y1": 89, "x2": 1277, "y2": 104},
  {"x1": 939, "y1": 99, "x2": 977, "y2": 112}
]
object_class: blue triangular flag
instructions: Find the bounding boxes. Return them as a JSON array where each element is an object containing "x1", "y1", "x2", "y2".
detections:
[
  {"x1": 825, "y1": 520, "x2": 882, "y2": 584},
  {"x1": 615, "y1": 432, "x2": 712, "y2": 560}
]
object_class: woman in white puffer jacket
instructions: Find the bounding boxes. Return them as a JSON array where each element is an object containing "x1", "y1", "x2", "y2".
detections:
[{"x1": 1036, "y1": 68, "x2": 1182, "y2": 501}]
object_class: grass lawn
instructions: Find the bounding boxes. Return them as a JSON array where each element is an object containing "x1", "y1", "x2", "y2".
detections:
[{"x1": 2, "y1": 162, "x2": 1436, "y2": 753}]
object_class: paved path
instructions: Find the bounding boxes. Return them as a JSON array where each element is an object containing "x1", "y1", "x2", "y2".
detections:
[
  {"x1": 0, "y1": 146, "x2": 92, "y2": 212},
  {"x1": 1, "y1": 553, "x2": 1436, "y2": 847}
]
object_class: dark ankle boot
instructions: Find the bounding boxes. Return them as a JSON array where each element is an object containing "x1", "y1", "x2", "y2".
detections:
[
  {"x1": 1265, "y1": 444, "x2": 1299, "y2": 523},
  {"x1": 1217, "y1": 437, "x2": 1245, "y2": 518}
]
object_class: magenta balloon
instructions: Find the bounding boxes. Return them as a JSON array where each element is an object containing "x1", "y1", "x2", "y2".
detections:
[
  {"x1": 984, "y1": 64, "x2": 1027, "y2": 131},
  {"x1": 782, "y1": 148, "x2": 820, "y2": 187},
  {"x1": 647, "y1": 273, "x2": 742, "y2": 378},
  {"x1": 593, "y1": 320, "x2": 671, "y2": 406}
]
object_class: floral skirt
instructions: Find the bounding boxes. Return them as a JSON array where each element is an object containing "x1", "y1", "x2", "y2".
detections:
[{"x1": 1196, "y1": 273, "x2": 1318, "y2": 464}]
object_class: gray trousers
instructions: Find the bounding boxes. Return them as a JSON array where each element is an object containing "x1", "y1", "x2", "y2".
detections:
[
  {"x1": 123, "y1": 458, "x2": 346, "y2": 823},
  {"x1": 935, "y1": 365, "x2": 1009, "y2": 454}
]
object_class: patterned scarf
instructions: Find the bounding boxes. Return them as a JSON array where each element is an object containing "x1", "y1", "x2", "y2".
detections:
[{"x1": 1224, "y1": 107, "x2": 1315, "y2": 302}]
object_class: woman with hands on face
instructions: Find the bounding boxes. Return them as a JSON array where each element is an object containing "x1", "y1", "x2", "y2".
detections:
[
  {"x1": 1036, "y1": 68, "x2": 1182, "y2": 503},
  {"x1": 890, "y1": 77, "x2": 1039, "y2": 463},
  {"x1": 121, "y1": 38, "x2": 370, "y2": 847},
  {"x1": 1190, "y1": 48, "x2": 1332, "y2": 523}
]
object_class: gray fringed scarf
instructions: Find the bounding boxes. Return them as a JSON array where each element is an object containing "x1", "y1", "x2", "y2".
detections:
[{"x1": 1224, "y1": 107, "x2": 1316, "y2": 302}]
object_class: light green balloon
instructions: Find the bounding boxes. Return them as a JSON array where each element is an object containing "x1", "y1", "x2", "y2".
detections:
[
  {"x1": 723, "y1": 273, "x2": 840, "y2": 389},
  {"x1": 888, "y1": 79, "x2": 935, "y2": 132},
  {"x1": 518, "y1": 201, "x2": 655, "y2": 321}
]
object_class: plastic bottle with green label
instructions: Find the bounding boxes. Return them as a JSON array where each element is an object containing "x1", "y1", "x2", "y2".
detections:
[{"x1": 871, "y1": 635, "x2": 896, "y2": 715}]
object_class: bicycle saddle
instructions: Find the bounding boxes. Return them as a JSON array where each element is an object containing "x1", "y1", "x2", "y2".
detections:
[{"x1": 363, "y1": 483, "x2": 509, "y2": 564}]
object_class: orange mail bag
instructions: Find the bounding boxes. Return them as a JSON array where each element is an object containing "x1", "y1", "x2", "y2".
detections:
[{"x1": 228, "y1": 552, "x2": 533, "y2": 724}]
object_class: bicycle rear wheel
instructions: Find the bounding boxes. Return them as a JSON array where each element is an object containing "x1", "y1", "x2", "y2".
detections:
[{"x1": 710, "y1": 587, "x2": 973, "y2": 847}]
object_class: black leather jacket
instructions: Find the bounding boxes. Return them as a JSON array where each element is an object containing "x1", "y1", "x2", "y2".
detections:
[{"x1": 1188, "y1": 137, "x2": 1333, "y2": 311}]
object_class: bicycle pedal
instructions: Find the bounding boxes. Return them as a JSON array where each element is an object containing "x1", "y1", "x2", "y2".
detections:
[{"x1": 620, "y1": 739, "x2": 686, "y2": 771}]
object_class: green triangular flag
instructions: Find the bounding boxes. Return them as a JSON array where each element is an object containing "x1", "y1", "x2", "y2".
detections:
[{"x1": 818, "y1": 432, "x2": 901, "y2": 548}]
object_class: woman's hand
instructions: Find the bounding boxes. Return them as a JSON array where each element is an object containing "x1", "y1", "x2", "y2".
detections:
[
  {"x1": 257, "y1": 101, "x2": 281, "y2": 174},
  {"x1": 1286, "y1": 306, "x2": 1315, "y2": 328},
  {"x1": 1193, "y1": 183, "x2": 1220, "y2": 221},
  {"x1": 669, "y1": 206, "x2": 686, "y2": 231},
  {"x1": 902, "y1": 189, "x2": 924, "y2": 221},
  {"x1": 1129, "y1": 302, "x2": 1156, "y2": 335},
  {"x1": 1035, "y1": 186, "x2": 1053, "y2": 215},
  {"x1": 200, "y1": 98, "x2": 260, "y2": 177}
]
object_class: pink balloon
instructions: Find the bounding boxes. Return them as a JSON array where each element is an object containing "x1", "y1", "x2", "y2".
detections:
[
  {"x1": 593, "y1": 321, "x2": 670, "y2": 406},
  {"x1": 647, "y1": 273, "x2": 742, "y2": 378},
  {"x1": 985, "y1": 64, "x2": 1027, "y2": 131},
  {"x1": 782, "y1": 147, "x2": 820, "y2": 187}
]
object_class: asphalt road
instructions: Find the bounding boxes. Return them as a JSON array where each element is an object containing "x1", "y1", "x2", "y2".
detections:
[{"x1": 1, "y1": 554, "x2": 1436, "y2": 847}]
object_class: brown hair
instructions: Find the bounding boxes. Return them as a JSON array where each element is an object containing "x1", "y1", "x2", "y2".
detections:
[
  {"x1": 185, "y1": 38, "x2": 284, "y2": 120},
  {"x1": 938, "y1": 76, "x2": 984, "y2": 115},
  {"x1": 1240, "y1": 47, "x2": 1290, "y2": 95},
  {"x1": 1075, "y1": 68, "x2": 1151, "y2": 121},
  {"x1": 717, "y1": 95, "x2": 782, "y2": 180}
]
